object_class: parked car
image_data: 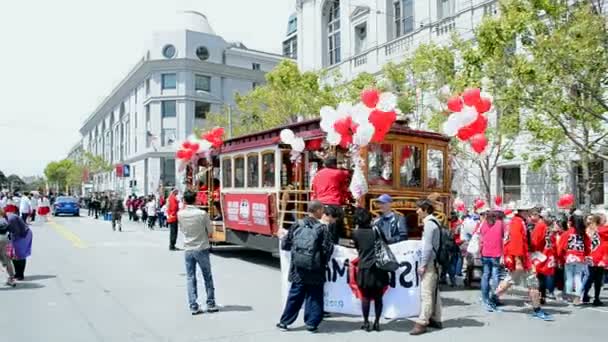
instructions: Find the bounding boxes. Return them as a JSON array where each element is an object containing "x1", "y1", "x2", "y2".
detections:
[{"x1": 53, "y1": 196, "x2": 80, "y2": 216}]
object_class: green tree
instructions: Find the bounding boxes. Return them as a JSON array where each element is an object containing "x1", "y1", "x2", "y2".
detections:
[
  {"x1": 0, "y1": 170, "x2": 6, "y2": 189},
  {"x1": 475, "y1": 0, "x2": 608, "y2": 211},
  {"x1": 81, "y1": 151, "x2": 113, "y2": 175},
  {"x1": 205, "y1": 60, "x2": 340, "y2": 136},
  {"x1": 44, "y1": 159, "x2": 81, "y2": 192},
  {"x1": 7, "y1": 175, "x2": 26, "y2": 192}
]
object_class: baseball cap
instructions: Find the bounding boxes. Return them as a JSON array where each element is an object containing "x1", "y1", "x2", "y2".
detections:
[{"x1": 377, "y1": 194, "x2": 393, "y2": 204}]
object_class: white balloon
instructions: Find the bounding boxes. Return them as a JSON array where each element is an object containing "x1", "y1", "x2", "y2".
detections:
[
  {"x1": 460, "y1": 105, "x2": 478, "y2": 126},
  {"x1": 353, "y1": 123, "x2": 375, "y2": 146},
  {"x1": 280, "y1": 129, "x2": 295, "y2": 144},
  {"x1": 480, "y1": 91, "x2": 494, "y2": 103},
  {"x1": 291, "y1": 137, "x2": 305, "y2": 152},
  {"x1": 351, "y1": 103, "x2": 371, "y2": 125},
  {"x1": 320, "y1": 106, "x2": 339, "y2": 133},
  {"x1": 336, "y1": 102, "x2": 353, "y2": 120},
  {"x1": 377, "y1": 92, "x2": 398, "y2": 112},
  {"x1": 442, "y1": 115, "x2": 461, "y2": 136},
  {"x1": 198, "y1": 140, "x2": 213, "y2": 153},
  {"x1": 326, "y1": 130, "x2": 342, "y2": 145}
]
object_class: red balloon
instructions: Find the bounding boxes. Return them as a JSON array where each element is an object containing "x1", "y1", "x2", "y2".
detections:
[
  {"x1": 184, "y1": 149, "x2": 194, "y2": 160},
  {"x1": 558, "y1": 194, "x2": 575, "y2": 208},
  {"x1": 456, "y1": 126, "x2": 476, "y2": 141},
  {"x1": 306, "y1": 138, "x2": 323, "y2": 151},
  {"x1": 447, "y1": 96, "x2": 464, "y2": 112},
  {"x1": 371, "y1": 127, "x2": 389, "y2": 143},
  {"x1": 475, "y1": 97, "x2": 492, "y2": 114},
  {"x1": 369, "y1": 110, "x2": 397, "y2": 134},
  {"x1": 339, "y1": 134, "x2": 353, "y2": 149},
  {"x1": 361, "y1": 89, "x2": 380, "y2": 108},
  {"x1": 470, "y1": 133, "x2": 488, "y2": 154},
  {"x1": 182, "y1": 141, "x2": 192, "y2": 150},
  {"x1": 462, "y1": 88, "x2": 482, "y2": 107},
  {"x1": 474, "y1": 199, "x2": 486, "y2": 210},
  {"x1": 334, "y1": 117, "x2": 353, "y2": 136},
  {"x1": 189, "y1": 143, "x2": 200, "y2": 152},
  {"x1": 468, "y1": 114, "x2": 488, "y2": 135},
  {"x1": 504, "y1": 209, "x2": 513, "y2": 215},
  {"x1": 494, "y1": 195, "x2": 503, "y2": 206}
]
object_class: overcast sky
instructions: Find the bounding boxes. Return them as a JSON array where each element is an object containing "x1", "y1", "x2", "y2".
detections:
[{"x1": 0, "y1": 0, "x2": 293, "y2": 177}]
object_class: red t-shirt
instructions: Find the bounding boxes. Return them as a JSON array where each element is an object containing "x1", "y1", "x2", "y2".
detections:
[
  {"x1": 588, "y1": 229, "x2": 608, "y2": 267},
  {"x1": 504, "y1": 216, "x2": 530, "y2": 271},
  {"x1": 557, "y1": 227, "x2": 590, "y2": 264},
  {"x1": 311, "y1": 168, "x2": 350, "y2": 206},
  {"x1": 167, "y1": 194, "x2": 179, "y2": 223}
]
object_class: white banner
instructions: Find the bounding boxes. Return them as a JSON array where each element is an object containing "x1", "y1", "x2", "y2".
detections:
[{"x1": 280, "y1": 240, "x2": 422, "y2": 319}]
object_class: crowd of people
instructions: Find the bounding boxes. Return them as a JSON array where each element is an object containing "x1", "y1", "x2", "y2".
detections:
[{"x1": 85, "y1": 193, "x2": 170, "y2": 230}]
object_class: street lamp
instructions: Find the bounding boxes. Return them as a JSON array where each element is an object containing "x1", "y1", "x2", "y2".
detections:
[{"x1": 196, "y1": 90, "x2": 233, "y2": 139}]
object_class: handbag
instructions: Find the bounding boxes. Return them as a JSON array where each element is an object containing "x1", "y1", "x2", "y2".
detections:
[
  {"x1": 373, "y1": 226, "x2": 400, "y2": 272},
  {"x1": 466, "y1": 233, "x2": 480, "y2": 255}
]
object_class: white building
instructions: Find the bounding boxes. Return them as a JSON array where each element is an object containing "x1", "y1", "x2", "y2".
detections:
[
  {"x1": 79, "y1": 11, "x2": 284, "y2": 196},
  {"x1": 291, "y1": 0, "x2": 607, "y2": 209}
]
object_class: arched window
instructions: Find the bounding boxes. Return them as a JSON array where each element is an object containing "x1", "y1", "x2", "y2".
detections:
[{"x1": 324, "y1": 0, "x2": 341, "y2": 66}]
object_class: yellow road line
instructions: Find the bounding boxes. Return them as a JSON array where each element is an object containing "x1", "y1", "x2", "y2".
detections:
[{"x1": 48, "y1": 220, "x2": 88, "y2": 249}]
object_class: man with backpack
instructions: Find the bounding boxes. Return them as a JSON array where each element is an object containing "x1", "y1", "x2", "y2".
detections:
[
  {"x1": 276, "y1": 200, "x2": 334, "y2": 333},
  {"x1": 411, "y1": 199, "x2": 444, "y2": 336}
]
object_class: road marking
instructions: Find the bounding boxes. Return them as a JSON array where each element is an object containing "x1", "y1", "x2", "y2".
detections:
[
  {"x1": 48, "y1": 220, "x2": 88, "y2": 249},
  {"x1": 589, "y1": 307, "x2": 608, "y2": 314}
]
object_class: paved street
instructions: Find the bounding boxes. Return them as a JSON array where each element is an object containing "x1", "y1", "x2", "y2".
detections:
[{"x1": 1, "y1": 214, "x2": 607, "y2": 342}]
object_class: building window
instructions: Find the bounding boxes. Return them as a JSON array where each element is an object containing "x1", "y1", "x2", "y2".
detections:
[
  {"x1": 368, "y1": 144, "x2": 393, "y2": 186},
  {"x1": 354, "y1": 22, "x2": 367, "y2": 54},
  {"x1": 161, "y1": 100, "x2": 176, "y2": 118},
  {"x1": 426, "y1": 149, "x2": 444, "y2": 189},
  {"x1": 134, "y1": 89, "x2": 138, "y2": 104},
  {"x1": 501, "y1": 167, "x2": 521, "y2": 203},
  {"x1": 162, "y1": 128, "x2": 176, "y2": 146},
  {"x1": 161, "y1": 158, "x2": 176, "y2": 187},
  {"x1": 145, "y1": 79, "x2": 150, "y2": 95},
  {"x1": 161, "y1": 73, "x2": 177, "y2": 90},
  {"x1": 162, "y1": 44, "x2": 176, "y2": 59},
  {"x1": 145, "y1": 105, "x2": 150, "y2": 129},
  {"x1": 195, "y1": 74, "x2": 211, "y2": 92},
  {"x1": 283, "y1": 37, "x2": 298, "y2": 59},
  {"x1": 247, "y1": 154, "x2": 260, "y2": 187},
  {"x1": 262, "y1": 152, "x2": 276, "y2": 187},
  {"x1": 394, "y1": 0, "x2": 414, "y2": 38},
  {"x1": 222, "y1": 158, "x2": 232, "y2": 188},
  {"x1": 196, "y1": 46, "x2": 209, "y2": 61},
  {"x1": 195, "y1": 102, "x2": 210, "y2": 120},
  {"x1": 252, "y1": 63, "x2": 261, "y2": 71},
  {"x1": 437, "y1": 0, "x2": 455, "y2": 20},
  {"x1": 576, "y1": 161, "x2": 605, "y2": 206},
  {"x1": 325, "y1": 0, "x2": 341, "y2": 66}
]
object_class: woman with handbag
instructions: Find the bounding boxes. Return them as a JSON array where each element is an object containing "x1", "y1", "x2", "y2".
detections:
[
  {"x1": 352, "y1": 207, "x2": 390, "y2": 332},
  {"x1": 1, "y1": 207, "x2": 32, "y2": 281}
]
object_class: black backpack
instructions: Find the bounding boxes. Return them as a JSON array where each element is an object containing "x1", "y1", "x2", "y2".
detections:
[
  {"x1": 291, "y1": 219, "x2": 324, "y2": 271},
  {"x1": 431, "y1": 218, "x2": 459, "y2": 270}
]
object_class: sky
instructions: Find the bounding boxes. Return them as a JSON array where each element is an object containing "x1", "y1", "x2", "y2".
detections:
[{"x1": 0, "y1": 0, "x2": 293, "y2": 178}]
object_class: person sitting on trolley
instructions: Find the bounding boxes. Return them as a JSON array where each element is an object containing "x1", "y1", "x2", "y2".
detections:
[{"x1": 373, "y1": 194, "x2": 408, "y2": 244}]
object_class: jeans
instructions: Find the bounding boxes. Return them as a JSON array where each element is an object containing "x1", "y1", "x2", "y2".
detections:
[
  {"x1": 564, "y1": 262, "x2": 586, "y2": 296},
  {"x1": 279, "y1": 281, "x2": 324, "y2": 328},
  {"x1": 185, "y1": 249, "x2": 216, "y2": 311},
  {"x1": 481, "y1": 257, "x2": 501, "y2": 304}
]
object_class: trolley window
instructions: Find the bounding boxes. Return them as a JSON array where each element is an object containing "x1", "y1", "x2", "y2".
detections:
[
  {"x1": 222, "y1": 158, "x2": 232, "y2": 188},
  {"x1": 368, "y1": 143, "x2": 393, "y2": 186},
  {"x1": 426, "y1": 148, "x2": 445, "y2": 190},
  {"x1": 247, "y1": 154, "x2": 260, "y2": 188},
  {"x1": 399, "y1": 145, "x2": 422, "y2": 188},
  {"x1": 262, "y1": 151, "x2": 276, "y2": 187},
  {"x1": 234, "y1": 156, "x2": 245, "y2": 188}
]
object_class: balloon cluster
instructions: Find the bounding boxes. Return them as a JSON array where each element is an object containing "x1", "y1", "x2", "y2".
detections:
[
  {"x1": 320, "y1": 89, "x2": 398, "y2": 149},
  {"x1": 175, "y1": 127, "x2": 225, "y2": 163},
  {"x1": 557, "y1": 194, "x2": 575, "y2": 209},
  {"x1": 453, "y1": 198, "x2": 466, "y2": 212},
  {"x1": 280, "y1": 129, "x2": 305, "y2": 162},
  {"x1": 443, "y1": 88, "x2": 492, "y2": 154}
]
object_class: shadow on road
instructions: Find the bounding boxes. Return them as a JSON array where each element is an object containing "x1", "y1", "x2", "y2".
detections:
[
  {"x1": 443, "y1": 316, "x2": 486, "y2": 328},
  {"x1": 22, "y1": 275, "x2": 57, "y2": 281},
  {"x1": 211, "y1": 246, "x2": 279, "y2": 269},
  {"x1": 219, "y1": 305, "x2": 254, "y2": 312},
  {"x1": 0, "y1": 282, "x2": 45, "y2": 291},
  {"x1": 442, "y1": 296, "x2": 473, "y2": 307}
]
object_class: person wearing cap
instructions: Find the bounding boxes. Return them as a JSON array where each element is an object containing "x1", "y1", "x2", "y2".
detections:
[
  {"x1": 372, "y1": 194, "x2": 408, "y2": 244},
  {"x1": 410, "y1": 199, "x2": 442, "y2": 336},
  {"x1": 311, "y1": 157, "x2": 351, "y2": 243}
]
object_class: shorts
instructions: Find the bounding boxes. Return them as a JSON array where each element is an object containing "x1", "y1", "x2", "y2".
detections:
[{"x1": 504, "y1": 269, "x2": 539, "y2": 289}]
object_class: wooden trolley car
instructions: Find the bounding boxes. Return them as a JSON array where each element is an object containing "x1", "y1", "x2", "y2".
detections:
[{"x1": 185, "y1": 118, "x2": 451, "y2": 254}]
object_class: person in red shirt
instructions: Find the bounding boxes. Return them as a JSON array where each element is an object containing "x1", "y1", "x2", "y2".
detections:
[
  {"x1": 167, "y1": 189, "x2": 180, "y2": 251},
  {"x1": 557, "y1": 214, "x2": 590, "y2": 305},
  {"x1": 311, "y1": 157, "x2": 350, "y2": 243},
  {"x1": 530, "y1": 211, "x2": 557, "y2": 303},
  {"x1": 495, "y1": 212, "x2": 552, "y2": 320},
  {"x1": 582, "y1": 214, "x2": 606, "y2": 306}
]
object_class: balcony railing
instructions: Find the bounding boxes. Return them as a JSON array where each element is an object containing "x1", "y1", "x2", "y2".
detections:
[
  {"x1": 385, "y1": 34, "x2": 414, "y2": 56},
  {"x1": 353, "y1": 53, "x2": 367, "y2": 67}
]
